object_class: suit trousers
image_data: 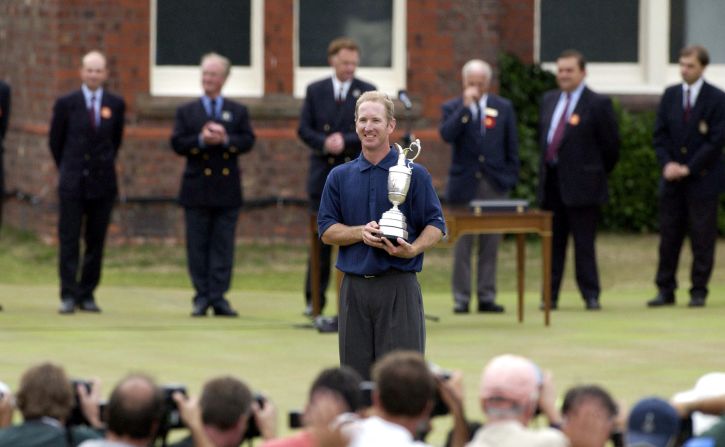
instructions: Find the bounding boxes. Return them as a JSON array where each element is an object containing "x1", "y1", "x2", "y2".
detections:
[
  {"x1": 184, "y1": 206, "x2": 239, "y2": 308},
  {"x1": 543, "y1": 167, "x2": 601, "y2": 303},
  {"x1": 452, "y1": 177, "x2": 506, "y2": 305},
  {"x1": 339, "y1": 271, "x2": 425, "y2": 380},
  {"x1": 304, "y1": 198, "x2": 330, "y2": 310},
  {"x1": 655, "y1": 187, "x2": 717, "y2": 299},
  {"x1": 58, "y1": 195, "x2": 114, "y2": 302}
]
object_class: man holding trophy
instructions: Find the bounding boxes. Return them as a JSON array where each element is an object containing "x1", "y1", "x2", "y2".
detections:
[{"x1": 317, "y1": 91, "x2": 446, "y2": 380}]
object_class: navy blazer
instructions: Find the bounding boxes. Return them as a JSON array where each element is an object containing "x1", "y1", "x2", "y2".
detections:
[
  {"x1": 0, "y1": 81, "x2": 9, "y2": 145},
  {"x1": 49, "y1": 89, "x2": 125, "y2": 199},
  {"x1": 298, "y1": 77, "x2": 376, "y2": 202},
  {"x1": 537, "y1": 87, "x2": 620, "y2": 207},
  {"x1": 654, "y1": 81, "x2": 725, "y2": 198},
  {"x1": 171, "y1": 98, "x2": 255, "y2": 208},
  {"x1": 440, "y1": 94, "x2": 519, "y2": 204}
]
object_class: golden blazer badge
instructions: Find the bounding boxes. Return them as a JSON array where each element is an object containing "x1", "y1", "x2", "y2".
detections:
[
  {"x1": 699, "y1": 120, "x2": 708, "y2": 135},
  {"x1": 222, "y1": 111, "x2": 232, "y2": 122},
  {"x1": 101, "y1": 106, "x2": 112, "y2": 119},
  {"x1": 461, "y1": 115, "x2": 469, "y2": 124},
  {"x1": 569, "y1": 113, "x2": 580, "y2": 126},
  {"x1": 352, "y1": 88, "x2": 361, "y2": 98}
]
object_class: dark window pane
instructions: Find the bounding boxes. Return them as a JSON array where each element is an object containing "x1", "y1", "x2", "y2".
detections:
[
  {"x1": 670, "y1": 0, "x2": 725, "y2": 63},
  {"x1": 299, "y1": 0, "x2": 392, "y2": 67},
  {"x1": 156, "y1": 0, "x2": 251, "y2": 66},
  {"x1": 541, "y1": 0, "x2": 639, "y2": 63}
]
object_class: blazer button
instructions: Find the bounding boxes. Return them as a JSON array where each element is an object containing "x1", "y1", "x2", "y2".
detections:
[
  {"x1": 223, "y1": 152, "x2": 229, "y2": 160},
  {"x1": 83, "y1": 169, "x2": 89, "y2": 177},
  {"x1": 222, "y1": 168, "x2": 230, "y2": 176},
  {"x1": 475, "y1": 172, "x2": 482, "y2": 179},
  {"x1": 478, "y1": 155, "x2": 485, "y2": 162},
  {"x1": 84, "y1": 154, "x2": 90, "y2": 161},
  {"x1": 324, "y1": 124, "x2": 331, "y2": 132},
  {"x1": 230, "y1": 147, "x2": 238, "y2": 153},
  {"x1": 204, "y1": 168, "x2": 212, "y2": 176},
  {"x1": 681, "y1": 147, "x2": 687, "y2": 154},
  {"x1": 203, "y1": 153, "x2": 210, "y2": 160},
  {"x1": 328, "y1": 157, "x2": 335, "y2": 165},
  {"x1": 191, "y1": 148, "x2": 200, "y2": 155}
]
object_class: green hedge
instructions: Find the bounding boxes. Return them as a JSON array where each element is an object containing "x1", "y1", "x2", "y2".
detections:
[{"x1": 499, "y1": 53, "x2": 724, "y2": 233}]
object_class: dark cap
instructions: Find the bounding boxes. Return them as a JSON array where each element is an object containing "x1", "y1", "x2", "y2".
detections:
[{"x1": 626, "y1": 397, "x2": 680, "y2": 447}]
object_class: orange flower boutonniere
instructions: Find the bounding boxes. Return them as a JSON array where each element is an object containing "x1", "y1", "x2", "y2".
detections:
[
  {"x1": 484, "y1": 116, "x2": 496, "y2": 129},
  {"x1": 101, "y1": 106, "x2": 112, "y2": 119},
  {"x1": 569, "y1": 113, "x2": 580, "y2": 126}
]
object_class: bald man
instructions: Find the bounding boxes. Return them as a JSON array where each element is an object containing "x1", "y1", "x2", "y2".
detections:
[{"x1": 49, "y1": 50, "x2": 126, "y2": 315}]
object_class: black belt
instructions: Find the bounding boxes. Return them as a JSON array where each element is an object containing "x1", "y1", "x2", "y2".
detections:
[{"x1": 351, "y1": 269, "x2": 408, "y2": 279}]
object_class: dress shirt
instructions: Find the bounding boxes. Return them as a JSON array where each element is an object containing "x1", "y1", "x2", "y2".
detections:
[
  {"x1": 331, "y1": 76, "x2": 352, "y2": 102},
  {"x1": 683, "y1": 77, "x2": 704, "y2": 108},
  {"x1": 547, "y1": 81, "x2": 585, "y2": 144},
  {"x1": 82, "y1": 84, "x2": 103, "y2": 127}
]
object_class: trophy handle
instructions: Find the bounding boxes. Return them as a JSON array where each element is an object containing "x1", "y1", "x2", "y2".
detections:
[{"x1": 407, "y1": 139, "x2": 421, "y2": 161}]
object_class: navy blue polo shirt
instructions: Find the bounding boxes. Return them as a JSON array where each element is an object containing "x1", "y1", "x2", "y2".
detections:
[{"x1": 318, "y1": 146, "x2": 446, "y2": 276}]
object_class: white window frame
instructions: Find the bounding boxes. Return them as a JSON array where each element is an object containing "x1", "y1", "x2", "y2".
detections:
[
  {"x1": 292, "y1": 0, "x2": 407, "y2": 98},
  {"x1": 150, "y1": 0, "x2": 264, "y2": 97},
  {"x1": 536, "y1": 0, "x2": 725, "y2": 94}
]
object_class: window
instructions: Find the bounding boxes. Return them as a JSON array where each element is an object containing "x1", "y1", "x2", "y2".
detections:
[
  {"x1": 537, "y1": 0, "x2": 725, "y2": 94},
  {"x1": 293, "y1": 0, "x2": 406, "y2": 97},
  {"x1": 150, "y1": 0, "x2": 264, "y2": 97}
]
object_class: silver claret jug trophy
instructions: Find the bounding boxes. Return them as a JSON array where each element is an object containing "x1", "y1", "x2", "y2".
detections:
[{"x1": 378, "y1": 139, "x2": 422, "y2": 244}]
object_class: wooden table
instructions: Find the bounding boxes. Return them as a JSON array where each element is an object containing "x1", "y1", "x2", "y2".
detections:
[
  {"x1": 309, "y1": 209, "x2": 553, "y2": 326},
  {"x1": 445, "y1": 209, "x2": 553, "y2": 326}
]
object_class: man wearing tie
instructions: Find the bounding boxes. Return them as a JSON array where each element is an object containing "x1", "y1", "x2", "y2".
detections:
[
  {"x1": 537, "y1": 49, "x2": 620, "y2": 311},
  {"x1": 298, "y1": 37, "x2": 375, "y2": 316},
  {"x1": 171, "y1": 52, "x2": 256, "y2": 317},
  {"x1": 49, "y1": 51, "x2": 126, "y2": 314},
  {"x1": 440, "y1": 59, "x2": 519, "y2": 314},
  {"x1": 647, "y1": 45, "x2": 725, "y2": 308}
]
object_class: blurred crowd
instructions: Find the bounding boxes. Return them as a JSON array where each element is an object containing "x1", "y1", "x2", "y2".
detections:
[{"x1": 1, "y1": 353, "x2": 724, "y2": 447}]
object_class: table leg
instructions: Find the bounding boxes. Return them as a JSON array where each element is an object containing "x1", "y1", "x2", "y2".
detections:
[
  {"x1": 309, "y1": 213, "x2": 321, "y2": 317},
  {"x1": 516, "y1": 234, "x2": 525, "y2": 323},
  {"x1": 542, "y1": 231, "x2": 552, "y2": 327}
]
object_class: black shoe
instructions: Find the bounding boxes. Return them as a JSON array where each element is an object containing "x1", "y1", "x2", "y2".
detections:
[
  {"x1": 585, "y1": 298, "x2": 601, "y2": 311},
  {"x1": 58, "y1": 299, "x2": 76, "y2": 314},
  {"x1": 213, "y1": 303, "x2": 238, "y2": 317},
  {"x1": 191, "y1": 304, "x2": 208, "y2": 317},
  {"x1": 477, "y1": 302, "x2": 505, "y2": 313},
  {"x1": 453, "y1": 303, "x2": 469, "y2": 314},
  {"x1": 688, "y1": 297, "x2": 706, "y2": 308},
  {"x1": 647, "y1": 293, "x2": 675, "y2": 307},
  {"x1": 539, "y1": 301, "x2": 558, "y2": 311},
  {"x1": 79, "y1": 300, "x2": 101, "y2": 313}
]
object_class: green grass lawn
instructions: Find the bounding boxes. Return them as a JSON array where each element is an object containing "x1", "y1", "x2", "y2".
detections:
[{"x1": 1, "y1": 227, "x2": 724, "y2": 444}]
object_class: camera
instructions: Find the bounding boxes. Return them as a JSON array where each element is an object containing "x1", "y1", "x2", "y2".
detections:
[
  {"x1": 288, "y1": 410, "x2": 303, "y2": 429},
  {"x1": 160, "y1": 384, "x2": 187, "y2": 432},
  {"x1": 67, "y1": 379, "x2": 105, "y2": 427},
  {"x1": 428, "y1": 363, "x2": 452, "y2": 417},
  {"x1": 242, "y1": 393, "x2": 267, "y2": 440}
]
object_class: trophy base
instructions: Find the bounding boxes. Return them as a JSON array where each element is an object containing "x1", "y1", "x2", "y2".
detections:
[{"x1": 379, "y1": 226, "x2": 408, "y2": 245}]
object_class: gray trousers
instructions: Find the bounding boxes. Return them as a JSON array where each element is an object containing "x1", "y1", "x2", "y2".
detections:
[
  {"x1": 338, "y1": 272, "x2": 425, "y2": 380},
  {"x1": 452, "y1": 177, "x2": 507, "y2": 305}
]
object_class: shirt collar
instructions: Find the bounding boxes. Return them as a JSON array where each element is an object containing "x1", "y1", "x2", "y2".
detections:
[
  {"x1": 469, "y1": 94, "x2": 489, "y2": 115},
  {"x1": 683, "y1": 77, "x2": 704, "y2": 104},
  {"x1": 81, "y1": 84, "x2": 103, "y2": 104},
  {"x1": 358, "y1": 146, "x2": 397, "y2": 171},
  {"x1": 332, "y1": 76, "x2": 353, "y2": 98}
]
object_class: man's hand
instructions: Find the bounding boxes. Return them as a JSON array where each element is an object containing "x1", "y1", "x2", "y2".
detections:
[
  {"x1": 77, "y1": 379, "x2": 104, "y2": 429},
  {"x1": 462, "y1": 86, "x2": 481, "y2": 107},
  {"x1": 0, "y1": 390, "x2": 14, "y2": 428},
  {"x1": 381, "y1": 236, "x2": 419, "y2": 258},
  {"x1": 663, "y1": 162, "x2": 688, "y2": 181},
  {"x1": 324, "y1": 132, "x2": 345, "y2": 155},
  {"x1": 172, "y1": 392, "x2": 215, "y2": 447},
  {"x1": 537, "y1": 370, "x2": 562, "y2": 426},
  {"x1": 201, "y1": 121, "x2": 227, "y2": 146},
  {"x1": 252, "y1": 397, "x2": 278, "y2": 440}
]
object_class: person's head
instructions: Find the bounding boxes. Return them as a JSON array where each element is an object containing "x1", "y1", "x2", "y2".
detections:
[
  {"x1": 679, "y1": 45, "x2": 709, "y2": 85},
  {"x1": 308, "y1": 366, "x2": 364, "y2": 413},
  {"x1": 371, "y1": 351, "x2": 436, "y2": 419},
  {"x1": 328, "y1": 37, "x2": 360, "y2": 83},
  {"x1": 16, "y1": 362, "x2": 74, "y2": 422},
  {"x1": 462, "y1": 59, "x2": 493, "y2": 96},
  {"x1": 556, "y1": 49, "x2": 587, "y2": 93},
  {"x1": 105, "y1": 374, "x2": 164, "y2": 445},
  {"x1": 355, "y1": 91, "x2": 396, "y2": 153},
  {"x1": 80, "y1": 50, "x2": 108, "y2": 91},
  {"x1": 201, "y1": 52, "x2": 231, "y2": 98},
  {"x1": 479, "y1": 354, "x2": 539, "y2": 424},
  {"x1": 626, "y1": 397, "x2": 680, "y2": 447},
  {"x1": 562, "y1": 385, "x2": 618, "y2": 447},
  {"x1": 199, "y1": 376, "x2": 253, "y2": 447}
]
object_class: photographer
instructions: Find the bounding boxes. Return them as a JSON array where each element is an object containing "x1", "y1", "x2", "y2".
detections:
[
  {"x1": 263, "y1": 366, "x2": 364, "y2": 447},
  {"x1": 561, "y1": 385, "x2": 620, "y2": 447},
  {"x1": 170, "y1": 376, "x2": 277, "y2": 447},
  {"x1": 0, "y1": 362, "x2": 103, "y2": 447}
]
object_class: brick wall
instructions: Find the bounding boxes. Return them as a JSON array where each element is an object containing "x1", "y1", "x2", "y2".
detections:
[{"x1": 0, "y1": 0, "x2": 535, "y2": 243}]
